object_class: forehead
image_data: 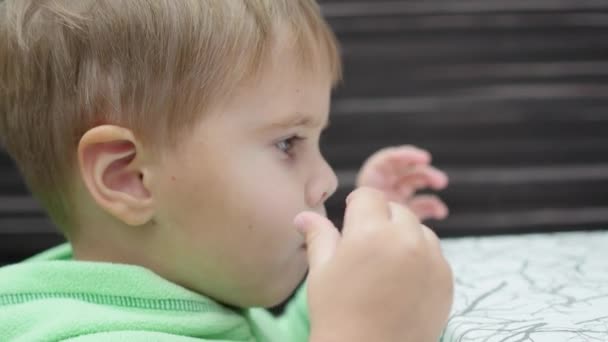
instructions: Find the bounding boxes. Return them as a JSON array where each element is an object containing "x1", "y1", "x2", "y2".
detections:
[
  {"x1": 252, "y1": 79, "x2": 332, "y2": 132},
  {"x1": 200, "y1": 34, "x2": 334, "y2": 130},
  {"x1": 263, "y1": 111, "x2": 330, "y2": 132},
  {"x1": 217, "y1": 61, "x2": 333, "y2": 127}
]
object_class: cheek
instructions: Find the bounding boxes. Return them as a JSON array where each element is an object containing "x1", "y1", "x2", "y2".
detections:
[
  {"x1": 239, "y1": 180, "x2": 300, "y2": 233},
  {"x1": 231, "y1": 150, "x2": 302, "y2": 203},
  {"x1": 231, "y1": 165, "x2": 304, "y2": 246},
  {"x1": 239, "y1": 163, "x2": 303, "y2": 217},
  {"x1": 162, "y1": 168, "x2": 220, "y2": 224},
  {"x1": 152, "y1": 153, "x2": 237, "y2": 246},
  {"x1": 162, "y1": 147, "x2": 305, "y2": 250}
]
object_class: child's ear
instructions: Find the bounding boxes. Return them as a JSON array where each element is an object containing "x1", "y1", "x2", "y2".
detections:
[{"x1": 77, "y1": 125, "x2": 155, "y2": 226}]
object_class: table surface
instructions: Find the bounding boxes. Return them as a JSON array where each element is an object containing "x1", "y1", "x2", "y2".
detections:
[{"x1": 440, "y1": 230, "x2": 608, "y2": 342}]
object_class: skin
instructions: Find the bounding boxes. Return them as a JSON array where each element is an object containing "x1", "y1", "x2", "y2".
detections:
[
  {"x1": 71, "y1": 38, "x2": 449, "y2": 309},
  {"x1": 357, "y1": 145, "x2": 449, "y2": 220},
  {"x1": 296, "y1": 187, "x2": 454, "y2": 342}
]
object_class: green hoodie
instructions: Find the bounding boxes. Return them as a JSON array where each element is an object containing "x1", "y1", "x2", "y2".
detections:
[{"x1": 0, "y1": 244, "x2": 310, "y2": 341}]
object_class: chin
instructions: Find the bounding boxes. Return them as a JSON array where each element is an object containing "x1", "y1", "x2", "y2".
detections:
[
  {"x1": 255, "y1": 275, "x2": 307, "y2": 308},
  {"x1": 218, "y1": 280, "x2": 302, "y2": 309},
  {"x1": 256, "y1": 286, "x2": 300, "y2": 308},
  {"x1": 252, "y1": 264, "x2": 309, "y2": 308},
  {"x1": 213, "y1": 253, "x2": 309, "y2": 308}
]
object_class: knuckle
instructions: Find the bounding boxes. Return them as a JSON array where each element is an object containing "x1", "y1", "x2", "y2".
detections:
[
  {"x1": 358, "y1": 222, "x2": 392, "y2": 243},
  {"x1": 422, "y1": 225, "x2": 441, "y2": 246},
  {"x1": 434, "y1": 256, "x2": 455, "y2": 299},
  {"x1": 351, "y1": 186, "x2": 385, "y2": 201},
  {"x1": 394, "y1": 232, "x2": 427, "y2": 260}
]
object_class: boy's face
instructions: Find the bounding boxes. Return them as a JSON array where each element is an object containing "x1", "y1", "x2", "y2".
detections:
[{"x1": 148, "y1": 49, "x2": 338, "y2": 307}]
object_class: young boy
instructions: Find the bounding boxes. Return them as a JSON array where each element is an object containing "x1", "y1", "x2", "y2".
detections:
[{"x1": 0, "y1": 1, "x2": 453, "y2": 341}]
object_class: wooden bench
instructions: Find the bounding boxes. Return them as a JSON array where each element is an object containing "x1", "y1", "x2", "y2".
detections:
[{"x1": 322, "y1": 0, "x2": 608, "y2": 235}]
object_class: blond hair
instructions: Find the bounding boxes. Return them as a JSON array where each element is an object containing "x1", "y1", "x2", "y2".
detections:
[{"x1": 0, "y1": 0, "x2": 341, "y2": 233}]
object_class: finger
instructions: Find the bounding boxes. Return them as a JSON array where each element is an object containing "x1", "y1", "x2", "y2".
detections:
[
  {"x1": 386, "y1": 145, "x2": 432, "y2": 165},
  {"x1": 363, "y1": 147, "x2": 431, "y2": 184},
  {"x1": 421, "y1": 225, "x2": 447, "y2": 266},
  {"x1": 388, "y1": 201, "x2": 420, "y2": 225},
  {"x1": 357, "y1": 146, "x2": 432, "y2": 188},
  {"x1": 357, "y1": 168, "x2": 387, "y2": 189},
  {"x1": 421, "y1": 224, "x2": 451, "y2": 272},
  {"x1": 407, "y1": 195, "x2": 449, "y2": 221},
  {"x1": 421, "y1": 224, "x2": 441, "y2": 248},
  {"x1": 395, "y1": 166, "x2": 449, "y2": 193},
  {"x1": 385, "y1": 146, "x2": 432, "y2": 175},
  {"x1": 343, "y1": 187, "x2": 391, "y2": 233},
  {"x1": 388, "y1": 202, "x2": 426, "y2": 243},
  {"x1": 294, "y1": 211, "x2": 341, "y2": 271}
]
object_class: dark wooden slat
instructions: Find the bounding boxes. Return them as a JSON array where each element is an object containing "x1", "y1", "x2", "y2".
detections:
[
  {"x1": 329, "y1": 13, "x2": 608, "y2": 33},
  {"x1": 321, "y1": 0, "x2": 608, "y2": 17},
  {"x1": 324, "y1": 139, "x2": 608, "y2": 169},
  {"x1": 339, "y1": 33, "x2": 608, "y2": 61},
  {"x1": 332, "y1": 92, "x2": 608, "y2": 113},
  {"x1": 326, "y1": 115, "x2": 608, "y2": 142},
  {"x1": 337, "y1": 67, "x2": 608, "y2": 97},
  {"x1": 0, "y1": 196, "x2": 42, "y2": 215}
]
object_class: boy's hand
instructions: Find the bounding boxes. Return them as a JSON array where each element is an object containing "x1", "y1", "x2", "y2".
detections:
[
  {"x1": 356, "y1": 146, "x2": 449, "y2": 221},
  {"x1": 295, "y1": 187, "x2": 454, "y2": 342}
]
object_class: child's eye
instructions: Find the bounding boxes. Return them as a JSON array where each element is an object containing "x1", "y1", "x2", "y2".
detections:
[{"x1": 276, "y1": 136, "x2": 304, "y2": 156}]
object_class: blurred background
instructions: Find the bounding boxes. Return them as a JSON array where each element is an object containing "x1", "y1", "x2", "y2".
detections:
[{"x1": 2, "y1": 0, "x2": 608, "y2": 265}]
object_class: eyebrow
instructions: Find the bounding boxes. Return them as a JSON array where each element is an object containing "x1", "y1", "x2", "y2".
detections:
[{"x1": 267, "y1": 112, "x2": 330, "y2": 131}]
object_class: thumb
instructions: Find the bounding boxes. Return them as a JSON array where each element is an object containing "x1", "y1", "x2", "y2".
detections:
[{"x1": 294, "y1": 211, "x2": 340, "y2": 271}]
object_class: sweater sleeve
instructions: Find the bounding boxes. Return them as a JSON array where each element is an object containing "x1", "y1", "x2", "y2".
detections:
[
  {"x1": 277, "y1": 284, "x2": 310, "y2": 342},
  {"x1": 62, "y1": 331, "x2": 237, "y2": 342}
]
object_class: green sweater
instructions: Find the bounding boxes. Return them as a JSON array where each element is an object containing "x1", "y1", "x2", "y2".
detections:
[{"x1": 0, "y1": 244, "x2": 310, "y2": 341}]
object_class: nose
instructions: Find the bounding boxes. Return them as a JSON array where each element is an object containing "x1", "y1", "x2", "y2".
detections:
[{"x1": 306, "y1": 155, "x2": 338, "y2": 209}]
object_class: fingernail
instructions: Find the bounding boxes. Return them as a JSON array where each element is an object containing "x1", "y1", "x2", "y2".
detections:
[{"x1": 346, "y1": 193, "x2": 353, "y2": 205}]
